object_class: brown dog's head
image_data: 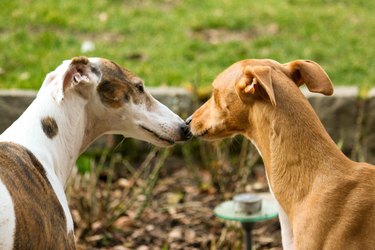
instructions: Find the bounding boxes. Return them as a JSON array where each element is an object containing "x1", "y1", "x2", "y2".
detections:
[{"x1": 187, "y1": 59, "x2": 333, "y2": 140}]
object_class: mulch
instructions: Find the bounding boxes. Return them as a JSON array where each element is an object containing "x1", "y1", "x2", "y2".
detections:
[{"x1": 69, "y1": 156, "x2": 282, "y2": 250}]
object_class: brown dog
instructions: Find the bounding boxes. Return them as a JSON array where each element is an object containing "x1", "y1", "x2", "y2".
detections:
[{"x1": 187, "y1": 59, "x2": 375, "y2": 249}]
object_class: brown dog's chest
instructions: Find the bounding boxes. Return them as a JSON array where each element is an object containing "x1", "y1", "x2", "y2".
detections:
[{"x1": 0, "y1": 142, "x2": 75, "y2": 250}]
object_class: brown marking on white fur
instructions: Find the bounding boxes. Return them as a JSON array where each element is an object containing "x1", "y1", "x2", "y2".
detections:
[
  {"x1": 41, "y1": 116, "x2": 58, "y2": 139},
  {"x1": 0, "y1": 142, "x2": 75, "y2": 249},
  {"x1": 96, "y1": 59, "x2": 152, "y2": 109},
  {"x1": 189, "y1": 59, "x2": 375, "y2": 248}
]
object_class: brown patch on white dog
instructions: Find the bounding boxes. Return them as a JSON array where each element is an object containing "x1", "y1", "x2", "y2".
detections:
[
  {"x1": 97, "y1": 59, "x2": 150, "y2": 108},
  {"x1": 41, "y1": 117, "x2": 58, "y2": 139}
]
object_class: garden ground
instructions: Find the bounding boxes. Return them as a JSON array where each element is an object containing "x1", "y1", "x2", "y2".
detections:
[
  {"x1": 68, "y1": 145, "x2": 282, "y2": 250},
  {"x1": 61, "y1": 83, "x2": 375, "y2": 249}
]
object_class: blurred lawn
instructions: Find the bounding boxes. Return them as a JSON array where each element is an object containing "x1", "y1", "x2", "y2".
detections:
[{"x1": 0, "y1": 0, "x2": 374, "y2": 90}]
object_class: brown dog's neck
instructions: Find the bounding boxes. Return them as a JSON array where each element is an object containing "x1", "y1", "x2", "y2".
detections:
[{"x1": 245, "y1": 85, "x2": 351, "y2": 219}]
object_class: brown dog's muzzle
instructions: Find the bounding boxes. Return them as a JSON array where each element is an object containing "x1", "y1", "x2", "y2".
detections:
[{"x1": 185, "y1": 112, "x2": 211, "y2": 138}]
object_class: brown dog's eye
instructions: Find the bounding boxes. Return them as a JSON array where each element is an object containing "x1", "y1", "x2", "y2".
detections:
[{"x1": 136, "y1": 84, "x2": 144, "y2": 93}]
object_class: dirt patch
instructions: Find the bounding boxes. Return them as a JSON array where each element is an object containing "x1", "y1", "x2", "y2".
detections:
[
  {"x1": 190, "y1": 24, "x2": 279, "y2": 44},
  {"x1": 69, "y1": 154, "x2": 282, "y2": 250}
]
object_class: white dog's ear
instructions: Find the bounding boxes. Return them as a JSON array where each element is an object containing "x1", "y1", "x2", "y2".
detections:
[
  {"x1": 55, "y1": 57, "x2": 92, "y2": 103},
  {"x1": 284, "y1": 60, "x2": 333, "y2": 96},
  {"x1": 236, "y1": 65, "x2": 276, "y2": 106}
]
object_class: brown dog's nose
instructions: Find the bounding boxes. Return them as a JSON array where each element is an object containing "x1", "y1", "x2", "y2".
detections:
[{"x1": 180, "y1": 123, "x2": 192, "y2": 140}]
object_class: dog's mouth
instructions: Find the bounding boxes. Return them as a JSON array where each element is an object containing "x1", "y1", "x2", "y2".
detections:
[
  {"x1": 191, "y1": 126, "x2": 210, "y2": 137},
  {"x1": 140, "y1": 125, "x2": 175, "y2": 145},
  {"x1": 195, "y1": 129, "x2": 209, "y2": 137},
  {"x1": 192, "y1": 127, "x2": 225, "y2": 141}
]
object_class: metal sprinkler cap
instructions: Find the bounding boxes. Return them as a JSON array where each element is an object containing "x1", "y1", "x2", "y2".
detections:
[{"x1": 233, "y1": 193, "x2": 262, "y2": 214}]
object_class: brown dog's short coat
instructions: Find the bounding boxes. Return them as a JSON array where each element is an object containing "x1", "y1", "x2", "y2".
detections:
[{"x1": 189, "y1": 59, "x2": 375, "y2": 249}]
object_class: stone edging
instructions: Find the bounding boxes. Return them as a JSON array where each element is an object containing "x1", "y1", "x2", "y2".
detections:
[{"x1": 0, "y1": 87, "x2": 375, "y2": 164}]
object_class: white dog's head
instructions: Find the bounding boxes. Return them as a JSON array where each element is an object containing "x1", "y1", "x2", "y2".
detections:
[{"x1": 39, "y1": 56, "x2": 191, "y2": 148}]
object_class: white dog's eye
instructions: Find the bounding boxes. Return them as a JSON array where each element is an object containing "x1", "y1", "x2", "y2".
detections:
[{"x1": 136, "y1": 84, "x2": 144, "y2": 93}]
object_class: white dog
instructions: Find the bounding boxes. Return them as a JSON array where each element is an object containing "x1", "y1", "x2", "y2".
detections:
[{"x1": 0, "y1": 56, "x2": 191, "y2": 249}]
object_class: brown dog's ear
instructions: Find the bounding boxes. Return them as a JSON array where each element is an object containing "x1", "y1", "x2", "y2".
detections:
[
  {"x1": 285, "y1": 60, "x2": 333, "y2": 96},
  {"x1": 236, "y1": 65, "x2": 276, "y2": 106}
]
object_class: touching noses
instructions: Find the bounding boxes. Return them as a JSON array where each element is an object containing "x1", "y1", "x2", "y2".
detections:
[
  {"x1": 185, "y1": 115, "x2": 192, "y2": 125},
  {"x1": 179, "y1": 122, "x2": 192, "y2": 141}
]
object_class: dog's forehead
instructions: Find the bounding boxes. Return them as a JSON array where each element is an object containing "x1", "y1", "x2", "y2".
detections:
[
  {"x1": 212, "y1": 62, "x2": 242, "y2": 90},
  {"x1": 212, "y1": 59, "x2": 281, "y2": 90},
  {"x1": 89, "y1": 57, "x2": 137, "y2": 82}
]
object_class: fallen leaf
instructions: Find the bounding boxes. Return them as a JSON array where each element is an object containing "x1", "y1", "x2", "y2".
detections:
[
  {"x1": 113, "y1": 216, "x2": 133, "y2": 229},
  {"x1": 85, "y1": 234, "x2": 103, "y2": 242},
  {"x1": 166, "y1": 192, "x2": 184, "y2": 205},
  {"x1": 168, "y1": 227, "x2": 183, "y2": 239}
]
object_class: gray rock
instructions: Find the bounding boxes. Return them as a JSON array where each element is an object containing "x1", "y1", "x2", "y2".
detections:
[
  {"x1": 148, "y1": 87, "x2": 194, "y2": 118},
  {"x1": 0, "y1": 86, "x2": 368, "y2": 159},
  {"x1": 0, "y1": 90, "x2": 36, "y2": 133},
  {"x1": 301, "y1": 87, "x2": 359, "y2": 156}
]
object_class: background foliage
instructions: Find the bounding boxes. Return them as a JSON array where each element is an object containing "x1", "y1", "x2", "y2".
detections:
[{"x1": 0, "y1": 0, "x2": 374, "y2": 90}]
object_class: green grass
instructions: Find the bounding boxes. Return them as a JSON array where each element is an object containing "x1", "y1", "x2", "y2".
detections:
[{"x1": 0, "y1": 0, "x2": 374, "y2": 90}]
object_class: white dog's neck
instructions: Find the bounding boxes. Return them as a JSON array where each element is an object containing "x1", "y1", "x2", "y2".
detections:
[{"x1": 0, "y1": 85, "x2": 88, "y2": 187}]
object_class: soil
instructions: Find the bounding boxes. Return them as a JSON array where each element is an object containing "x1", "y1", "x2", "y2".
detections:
[{"x1": 69, "y1": 155, "x2": 282, "y2": 250}]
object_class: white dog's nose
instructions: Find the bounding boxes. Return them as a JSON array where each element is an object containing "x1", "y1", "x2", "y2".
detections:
[{"x1": 179, "y1": 123, "x2": 192, "y2": 141}]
